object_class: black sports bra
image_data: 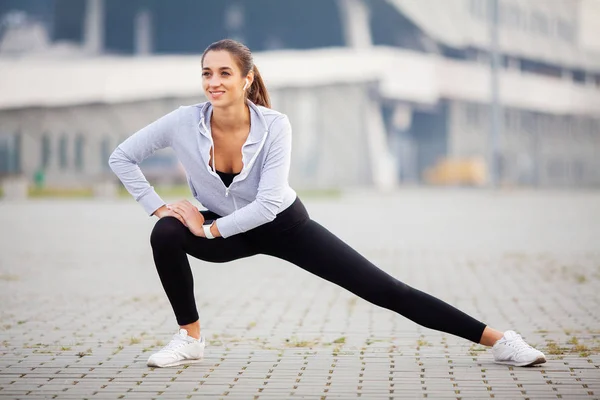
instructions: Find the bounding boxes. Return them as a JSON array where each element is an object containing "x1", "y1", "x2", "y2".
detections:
[{"x1": 216, "y1": 170, "x2": 240, "y2": 187}]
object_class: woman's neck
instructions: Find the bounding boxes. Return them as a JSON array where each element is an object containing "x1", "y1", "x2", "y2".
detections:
[{"x1": 211, "y1": 101, "x2": 250, "y2": 134}]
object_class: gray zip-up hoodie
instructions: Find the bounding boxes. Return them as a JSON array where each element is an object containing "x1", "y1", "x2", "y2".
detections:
[{"x1": 108, "y1": 100, "x2": 297, "y2": 238}]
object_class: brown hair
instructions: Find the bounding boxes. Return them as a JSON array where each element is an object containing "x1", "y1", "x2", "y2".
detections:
[{"x1": 201, "y1": 39, "x2": 271, "y2": 108}]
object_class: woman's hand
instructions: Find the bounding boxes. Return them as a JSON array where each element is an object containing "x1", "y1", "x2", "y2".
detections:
[
  {"x1": 153, "y1": 204, "x2": 188, "y2": 226},
  {"x1": 168, "y1": 200, "x2": 206, "y2": 237}
]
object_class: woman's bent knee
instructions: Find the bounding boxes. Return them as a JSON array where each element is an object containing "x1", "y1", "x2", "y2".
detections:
[{"x1": 150, "y1": 216, "x2": 187, "y2": 248}]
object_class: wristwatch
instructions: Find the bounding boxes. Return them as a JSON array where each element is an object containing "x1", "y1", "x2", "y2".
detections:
[{"x1": 202, "y1": 223, "x2": 215, "y2": 239}]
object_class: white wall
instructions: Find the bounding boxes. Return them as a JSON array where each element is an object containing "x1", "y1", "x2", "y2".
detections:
[
  {"x1": 579, "y1": 0, "x2": 600, "y2": 53},
  {"x1": 2, "y1": 48, "x2": 598, "y2": 116}
]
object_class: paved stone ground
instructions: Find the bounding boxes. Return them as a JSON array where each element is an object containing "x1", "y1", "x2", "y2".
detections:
[{"x1": 1, "y1": 188, "x2": 599, "y2": 399}]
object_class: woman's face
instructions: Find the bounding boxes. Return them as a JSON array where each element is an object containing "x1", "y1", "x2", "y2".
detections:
[{"x1": 202, "y1": 50, "x2": 250, "y2": 107}]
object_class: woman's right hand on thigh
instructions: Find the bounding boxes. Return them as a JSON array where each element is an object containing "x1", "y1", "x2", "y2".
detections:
[{"x1": 153, "y1": 205, "x2": 188, "y2": 227}]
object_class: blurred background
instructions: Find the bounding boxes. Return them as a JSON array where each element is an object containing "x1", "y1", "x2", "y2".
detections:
[{"x1": 0, "y1": 0, "x2": 599, "y2": 199}]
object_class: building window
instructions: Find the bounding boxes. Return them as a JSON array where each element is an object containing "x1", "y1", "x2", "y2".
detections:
[
  {"x1": 592, "y1": 120, "x2": 600, "y2": 144},
  {"x1": 548, "y1": 159, "x2": 564, "y2": 179},
  {"x1": 557, "y1": 19, "x2": 575, "y2": 43},
  {"x1": 503, "y1": 108, "x2": 519, "y2": 132},
  {"x1": 581, "y1": 118, "x2": 593, "y2": 137},
  {"x1": 0, "y1": 136, "x2": 8, "y2": 174},
  {"x1": 572, "y1": 160, "x2": 584, "y2": 182},
  {"x1": 469, "y1": 0, "x2": 480, "y2": 17},
  {"x1": 41, "y1": 134, "x2": 51, "y2": 169},
  {"x1": 465, "y1": 103, "x2": 481, "y2": 129},
  {"x1": 520, "y1": 111, "x2": 536, "y2": 136},
  {"x1": 531, "y1": 12, "x2": 549, "y2": 36},
  {"x1": 13, "y1": 132, "x2": 21, "y2": 174},
  {"x1": 59, "y1": 135, "x2": 68, "y2": 170},
  {"x1": 0, "y1": 133, "x2": 18, "y2": 175},
  {"x1": 572, "y1": 70, "x2": 586, "y2": 84},
  {"x1": 501, "y1": 4, "x2": 522, "y2": 28},
  {"x1": 74, "y1": 134, "x2": 85, "y2": 171},
  {"x1": 101, "y1": 137, "x2": 111, "y2": 170}
]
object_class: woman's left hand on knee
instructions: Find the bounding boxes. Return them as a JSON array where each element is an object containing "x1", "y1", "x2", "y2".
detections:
[{"x1": 168, "y1": 200, "x2": 205, "y2": 237}]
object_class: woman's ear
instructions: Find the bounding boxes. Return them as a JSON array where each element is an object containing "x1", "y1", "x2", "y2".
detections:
[{"x1": 243, "y1": 72, "x2": 254, "y2": 91}]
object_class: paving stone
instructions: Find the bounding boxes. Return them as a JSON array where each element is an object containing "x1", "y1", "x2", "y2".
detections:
[{"x1": 1, "y1": 191, "x2": 599, "y2": 399}]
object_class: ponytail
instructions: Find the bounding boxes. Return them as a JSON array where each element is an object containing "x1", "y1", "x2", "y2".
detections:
[{"x1": 248, "y1": 65, "x2": 271, "y2": 108}]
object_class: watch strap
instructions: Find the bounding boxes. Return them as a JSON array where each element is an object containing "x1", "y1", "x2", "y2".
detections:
[{"x1": 203, "y1": 223, "x2": 215, "y2": 239}]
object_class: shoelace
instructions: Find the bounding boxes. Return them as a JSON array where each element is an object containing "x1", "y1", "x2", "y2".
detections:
[
  {"x1": 160, "y1": 334, "x2": 189, "y2": 353},
  {"x1": 507, "y1": 335, "x2": 535, "y2": 356}
]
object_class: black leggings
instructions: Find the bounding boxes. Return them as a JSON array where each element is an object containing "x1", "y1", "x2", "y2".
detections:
[{"x1": 150, "y1": 197, "x2": 487, "y2": 343}]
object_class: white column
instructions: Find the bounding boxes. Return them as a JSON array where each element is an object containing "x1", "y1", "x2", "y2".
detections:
[
  {"x1": 365, "y1": 97, "x2": 398, "y2": 191},
  {"x1": 225, "y1": 3, "x2": 245, "y2": 43},
  {"x1": 134, "y1": 8, "x2": 153, "y2": 55},
  {"x1": 336, "y1": 0, "x2": 372, "y2": 49},
  {"x1": 84, "y1": 0, "x2": 104, "y2": 54}
]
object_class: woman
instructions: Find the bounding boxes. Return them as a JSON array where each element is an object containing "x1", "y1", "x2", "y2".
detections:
[{"x1": 109, "y1": 39, "x2": 546, "y2": 369}]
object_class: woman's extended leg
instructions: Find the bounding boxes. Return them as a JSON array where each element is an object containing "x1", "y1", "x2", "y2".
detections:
[
  {"x1": 261, "y1": 219, "x2": 487, "y2": 343},
  {"x1": 150, "y1": 216, "x2": 258, "y2": 330},
  {"x1": 261, "y1": 217, "x2": 547, "y2": 367}
]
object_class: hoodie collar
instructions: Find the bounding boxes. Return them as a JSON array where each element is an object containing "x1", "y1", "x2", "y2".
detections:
[{"x1": 198, "y1": 99, "x2": 269, "y2": 144}]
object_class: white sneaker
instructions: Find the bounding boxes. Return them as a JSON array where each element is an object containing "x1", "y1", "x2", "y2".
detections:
[
  {"x1": 147, "y1": 329, "x2": 205, "y2": 368},
  {"x1": 492, "y1": 330, "x2": 546, "y2": 367}
]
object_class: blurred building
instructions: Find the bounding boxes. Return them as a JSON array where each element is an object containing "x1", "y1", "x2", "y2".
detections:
[{"x1": 0, "y1": 0, "x2": 599, "y2": 189}]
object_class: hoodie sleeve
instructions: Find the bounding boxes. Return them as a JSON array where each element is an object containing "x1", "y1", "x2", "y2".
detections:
[
  {"x1": 215, "y1": 115, "x2": 292, "y2": 238},
  {"x1": 108, "y1": 108, "x2": 180, "y2": 216}
]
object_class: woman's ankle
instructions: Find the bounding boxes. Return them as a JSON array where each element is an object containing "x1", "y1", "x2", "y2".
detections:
[
  {"x1": 180, "y1": 320, "x2": 201, "y2": 339},
  {"x1": 479, "y1": 326, "x2": 504, "y2": 346}
]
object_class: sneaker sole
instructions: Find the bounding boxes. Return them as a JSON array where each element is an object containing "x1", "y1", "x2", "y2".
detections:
[
  {"x1": 494, "y1": 356, "x2": 546, "y2": 367},
  {"x1": 147, "y1": 358, "x2": 204, "y2": 368}
]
